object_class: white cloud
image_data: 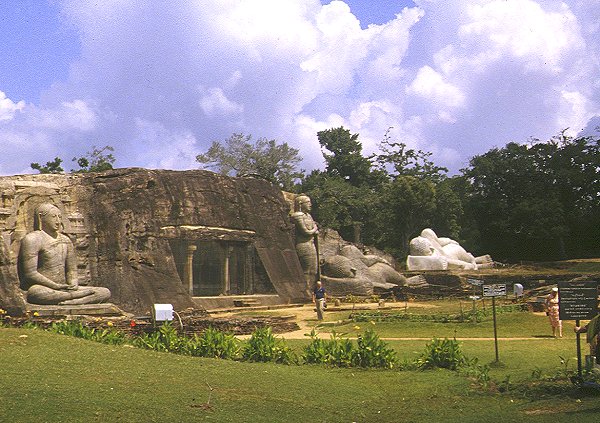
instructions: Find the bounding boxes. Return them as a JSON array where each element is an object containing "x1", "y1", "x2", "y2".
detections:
[
  {"x1": 199, "y1": 87, "x2": 244, "y2": 117},
  {"x1": 32, "y1": 100, "x2": 98, "y2": 131},
  {"x1": 407, "y1": 66, "x2": 466, "y2": 108},
  {"x1": 0, "y1": 91, "x2": 25, "y2": 121},
  {"x1": 458, "y1": 0, "x2": 585, "y2": 74},
  {"x1": 557, "y1": 90, "x2": 600, "y2": 134},
  {"x1": 133, "y1": 118, "x2": 200, "y2": 170},
  {"x1": 1, "y1": 0, "x2": 599, "y2": 177}
]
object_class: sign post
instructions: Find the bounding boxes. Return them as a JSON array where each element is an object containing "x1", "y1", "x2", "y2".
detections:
[
  {"x1": 482, "y1": 283, "x2": 507, "y2": 362},
  {"x1": 558, "y1": 281, "x2": 599, "y2": 379},
  {"x1": 467, "y1": 279, "x2": 483, "y2": 314}
]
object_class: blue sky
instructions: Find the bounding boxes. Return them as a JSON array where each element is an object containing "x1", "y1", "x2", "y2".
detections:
[{"x1": 1, "y1": 0, "x2": 599, "y2": 176}]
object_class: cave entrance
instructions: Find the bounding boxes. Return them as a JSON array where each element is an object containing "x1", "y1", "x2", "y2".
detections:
[
  {"x1": 170, "y1": 240, "x2": 256, "y2": 296},
  {"x1": 164, "y1": 225, "x2": 275, "y2": 297}
]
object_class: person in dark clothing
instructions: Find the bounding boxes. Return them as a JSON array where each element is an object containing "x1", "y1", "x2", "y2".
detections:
[{"x1": 312, "y1": 281, "x2": 326, "y2": 321}]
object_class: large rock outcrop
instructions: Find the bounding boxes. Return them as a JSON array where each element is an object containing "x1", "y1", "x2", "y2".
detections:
[{"x1": 0, "y1": 169, "x2": 308, "y2": 314}]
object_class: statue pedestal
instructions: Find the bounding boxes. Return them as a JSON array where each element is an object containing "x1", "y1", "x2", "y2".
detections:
[{"x1": 25, "y1": 303, "x2": 125, "y2": 317}]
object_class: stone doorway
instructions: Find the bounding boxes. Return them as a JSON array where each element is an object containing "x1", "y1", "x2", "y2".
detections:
[{"x1": 170, "y1": 240, "x2": 274, "y2": 297}]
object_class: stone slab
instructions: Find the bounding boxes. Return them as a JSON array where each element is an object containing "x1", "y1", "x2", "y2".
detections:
[{"x1": 25, "y1": 303, "x2": 125, "y2": 317}]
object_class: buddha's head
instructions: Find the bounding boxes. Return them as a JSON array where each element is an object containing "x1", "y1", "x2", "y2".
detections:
[
  {"x1": 409, "y1": 236, "x2": 434, "y2": 256},
  {"x1": 34, "y1": 203, "x2": 62, "y2": 234}
]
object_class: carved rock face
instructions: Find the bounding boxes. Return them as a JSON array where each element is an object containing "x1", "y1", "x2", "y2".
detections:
[{"x1": 0, "y1": 169, "x2": 308, "y2": 314}]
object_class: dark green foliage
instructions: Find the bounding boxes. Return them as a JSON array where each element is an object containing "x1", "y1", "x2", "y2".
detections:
[
  {"x1": 353, "y1": 329, "x2": 397, "y2": 369},
  {"x1": 302, "y1": 330, "x2": 354, "y2": 367},
  {"x1": 305, "y1": 125, "x2": 600, "y2": 262},
  {"x1": 30, "y1": 145, "x2": 116, "y2": 175},
  {"x1": 302, "y1": 329, "x2": 396, "y2": 369},
  {"x1": 241, "y1": 327, "x2": 298, "y2": 364},
  {"x1": 31, "y1": 157, "x2": 64, "y2": 174},
  {"x1": 317, "y1": 126, "x2": 376, "y2": 187},
  {"x1": 374, "y1": 127, "x2": 448, "y2": 182},
  {"x1": 303, "y1": 126, "x2": 462, "y2": 257},
  {"x1": 185, "y1": 327, "x2": 240, "y2": 359},
  {"x1": 72, "y1": 145, "x2": 115, "y2": 173},
  {"x1": 371, "y1": 175, "x2": 438, "y2": 256},
  {"x1": 301, "y1": 171, "x2": 377, "y2": 241},
  {"x1": 417, "y1": 338, "x2": 466, "y2": 370},
  {"x1": 196, "y1": 133, "x2": 304, "y2": 190},
  {"x1": 462, "y1": 131, "x2": 600, "y2": 261},
  {"x1": 133, "y1": 323, "x2": 185, "y2": 353}
]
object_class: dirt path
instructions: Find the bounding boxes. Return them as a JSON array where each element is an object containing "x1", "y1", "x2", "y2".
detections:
[{"x1": 226, "y1": 302, "x2": 562, "y2": 341}]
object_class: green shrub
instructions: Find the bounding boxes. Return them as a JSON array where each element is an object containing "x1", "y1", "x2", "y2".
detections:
[
  {"x1": 184, "y1": 327, "x2": 240, "y2": 359},
  {"x1": 241, "y1": 327, "x2": 297, "y2": 364},
  {"x1": 302, "y1": 330, "x2": 328, "y2": 365},
  {"x1": 303, "y1": 329, "x2": 396, "y2": 369},
  {"x1": 417, "y1": 338, "x2": 466, "y2": 370},
  {"x1": 49, "y1": 320, "x2": 126, "y2": 345},
  {"x1": 352, "y1": 329, "x2": 397, "y2": 369},
  {"x1": 132, "y1": 323, "x2": 184, "y2": 353},
  {"x1": 302, "y1": 330, "x2": 354, "y2": 367}
]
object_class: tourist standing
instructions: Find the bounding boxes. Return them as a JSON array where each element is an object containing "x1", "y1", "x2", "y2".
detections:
[
  {"x1": 312, "y1": 281, "x2": 326, "y2": 321},
  {"x1": 545, "y1": 287, "x2": 562, "y2": 338}
]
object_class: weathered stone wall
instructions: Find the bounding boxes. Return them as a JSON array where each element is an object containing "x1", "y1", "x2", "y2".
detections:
[{"x1": 0, "y1": 169, "x2": 308, "y2": 314}]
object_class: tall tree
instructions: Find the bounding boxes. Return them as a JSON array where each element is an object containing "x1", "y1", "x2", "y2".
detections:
[
  {"x1": 301, "y1": 170, "x2": 376, "y2": 242},
  {"x1": 317, "y1": 127, "x2": 376, "y2": 187},
  {"x1": 373, "y1": 127, "x2": 448, "y2": 182},
  {"x1": 196, "y1": 133, "x2": 303, "y2": 190}
]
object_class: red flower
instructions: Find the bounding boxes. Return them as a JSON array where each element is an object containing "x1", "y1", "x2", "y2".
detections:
[{"x1": 130, "y1": 320, "x2": 136, "y2": 328}]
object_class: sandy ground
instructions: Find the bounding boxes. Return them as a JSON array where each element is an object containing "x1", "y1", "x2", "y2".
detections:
[{"x1": 216, "y1": 302, "x2": 557, "y2": 340}]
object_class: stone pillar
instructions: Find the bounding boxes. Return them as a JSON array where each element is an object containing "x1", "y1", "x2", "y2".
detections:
[
  {"x1": 245, "y1": 244, "x2": 253, "y2": 294},
  {"x1": 223, "y1": 245, "x2": 233, "y2": 295},
  {"x1": 183, "y1": 243, "x2": 197, "y2": 295}
]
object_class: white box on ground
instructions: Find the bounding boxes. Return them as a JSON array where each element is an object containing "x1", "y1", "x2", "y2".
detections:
[{"x1": 153, "y1": 304, "x2": 174, "y2": 321}]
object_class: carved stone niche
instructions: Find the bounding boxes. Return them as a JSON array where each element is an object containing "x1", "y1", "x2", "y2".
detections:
[{"x1": 161, "y1": 225, "x2": 274, "y2": 297}]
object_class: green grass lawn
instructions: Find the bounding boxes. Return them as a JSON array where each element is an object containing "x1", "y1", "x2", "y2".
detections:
[
  {"x1": 2, "y1": 324, "x2": 600, "y2": 423},
  {"x1": 319, "y1": 311, "x2": 573, "y2": 339}
]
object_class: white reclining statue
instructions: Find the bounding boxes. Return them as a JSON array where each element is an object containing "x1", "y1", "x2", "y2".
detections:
[{"x1": 406, "y1": 228, "x2": 493, "y2": 271}]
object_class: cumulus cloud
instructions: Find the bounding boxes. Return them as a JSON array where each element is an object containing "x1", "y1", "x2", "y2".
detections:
[
  {"x1": 133, "y1": 118, "x2": 200, "y2": 170},
  {"x1": 0, "y1": 0, "x2": 599, "y2": 176},
  {"x1": 31, "y1": 100, "x2": 98, "y2": 131},
  {"x1": 0, "y1": 91, "x2": 25, "y2": 121},
  {"x1": 458, "y1": 0, "x2": 584, "y2": 74},
  {"x1": 199, "y1": 87, "x2": 244, "y2": 118},
  {"x1": 407, "y1": 66, "x2": 465, "y2": 108}
]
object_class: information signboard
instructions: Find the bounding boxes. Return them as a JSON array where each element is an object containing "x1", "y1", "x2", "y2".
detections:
[
  {"x1": 482, "y1": 284, "x2": 506, "y2": 297},
  {"x1": 558, "y1": 281, "x2": 598, "y2": 321}
]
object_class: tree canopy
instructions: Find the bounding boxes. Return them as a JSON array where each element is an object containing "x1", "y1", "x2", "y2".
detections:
[
  {"x1": 72, "y1": 145, "x2": 116, "y2": 173},
  {"x1": 30, "y1": 157, "x2": 64, "y2": 174},
  {"x1": 302, "y1": 126, "x2": 460, "y2": 256},
  {"x1": 31, "y1": 145, "x2": 116, "y2": 174},
  {"x1": 317, "y1": 127, "x2": 375, "y2": 187},
  {"x1": 462, "y1": 131, "x2": 600, "y2": 261},
  {"x1": 196, "y1": 133, "x2": 303, "y2": 190}
]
